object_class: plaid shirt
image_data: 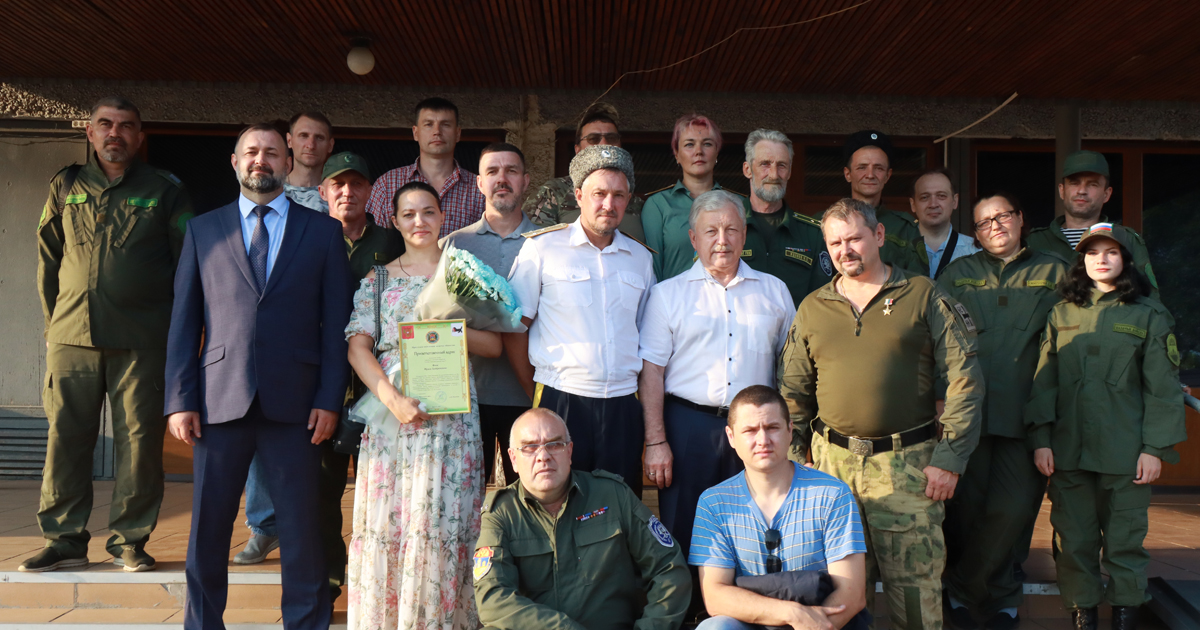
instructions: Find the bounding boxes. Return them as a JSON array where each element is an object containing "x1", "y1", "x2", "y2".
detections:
[{"x1": 365, "y1": 158, "x2": 485, "y2": 237}]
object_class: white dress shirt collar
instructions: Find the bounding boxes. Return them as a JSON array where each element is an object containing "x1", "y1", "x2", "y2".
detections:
[
  {"x1": 238, "y1": 190, "x2": 290, "y2": 219},
  {"x1": 568, "y1": 219, "x2": 632, "y2": 254}
]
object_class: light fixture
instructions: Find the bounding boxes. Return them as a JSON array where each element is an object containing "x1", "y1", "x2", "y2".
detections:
[{"x1": 347, "y1": 38, "x2": 375, "y2": 76}]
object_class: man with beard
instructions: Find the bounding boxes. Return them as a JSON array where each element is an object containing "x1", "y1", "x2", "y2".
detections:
[
  {"x1": 26, "y1": 96, "x2": 194, "y2": 573},
  {"x1": 283, "y1": 111, "x2": 335, "y2": 213},
  {"x1": 739, "y1": 129, "x2": 831, "y2": 308},
  {"x1": 1027, "y1": 150, "x2": 1158, "y2": 298},
  {"x1": 910, "y1": 168, "x2": 978, "y2": 278},
  {"x1": 778, "y1": 198, "x2": 983, "y2": 630},
  {"x1": 507, "y1": 145, "x2": 656, "y2": 497},
  {"x1": 843, "y1": 130, "x2": 925, "y2": 273},
  {"x1": 443, "y1": 142, "x2": 537, "y2": 486},
  {"x1": 165, "y1": 123, "x2": 351, "y2": 629}
]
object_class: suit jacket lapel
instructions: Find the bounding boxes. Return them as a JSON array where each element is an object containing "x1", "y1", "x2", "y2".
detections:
[
  {"x1": 262, "y1": 202, "x2": 310, "y2": 298},
  {"x1": 218, "y1": 204, "x2": 260, "y2": 295}
]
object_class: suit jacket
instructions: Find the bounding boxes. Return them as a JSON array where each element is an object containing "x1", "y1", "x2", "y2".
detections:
[{"x1": 164, "y1": 199, "x2": 352, "y2": 424}]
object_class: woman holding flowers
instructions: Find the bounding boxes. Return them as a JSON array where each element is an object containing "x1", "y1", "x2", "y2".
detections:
[{"x1": 345, "y1": 181, "x2": 501, "y2": 630}]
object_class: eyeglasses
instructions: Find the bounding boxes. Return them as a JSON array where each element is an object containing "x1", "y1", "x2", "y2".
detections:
[
  {"x1": 764, "y1": 528, "x2": 782, "y2": 574},
  {"x1": 516, "y1": 440, "x2": 569, "y2": 456},
  {"x1": 581, "y1": 132, "x2": 621, "y2": 145},
  {"x1": 973, "y1": 211, "x2": 1015, "y2": 232}
]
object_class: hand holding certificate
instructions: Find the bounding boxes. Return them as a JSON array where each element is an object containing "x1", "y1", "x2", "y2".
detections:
[{"x1": 397, "y1": 319, "x2": 471, "y2": 415}]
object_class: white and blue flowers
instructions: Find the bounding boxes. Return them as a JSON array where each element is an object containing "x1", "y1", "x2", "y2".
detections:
[{"x1": 414, "y1": 244, "x2": 526, "y2": 333}]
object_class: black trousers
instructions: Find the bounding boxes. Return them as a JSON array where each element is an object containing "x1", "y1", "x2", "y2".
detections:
[
  {"x1": 537, "y1": 385, "x2": 644, "y2": 498},
  {"x1": 478, "y1": 404, "x2": 525, "y2": 486},
  {"x1": 185, "y1": 400, "x2": 329, "y2": 630}
]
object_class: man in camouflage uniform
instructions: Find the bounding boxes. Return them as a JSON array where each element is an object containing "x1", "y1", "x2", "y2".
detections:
[
  {"x1": 26, "y1": 96, "x2": 193, "y2": 573},
  {"x1": 843, "y1": 130, "x2": 925, "y2": 273},
  {"x1": 522, "y1": 102, "x2": 645, "y2": 241},
  {"x1": 779, "y1": 198, "x2": 983, "y2": 630}
]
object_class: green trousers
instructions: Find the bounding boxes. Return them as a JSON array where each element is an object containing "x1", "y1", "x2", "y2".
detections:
[
  {"x1": 39, "y1": 343, "x2": 166, "y2": 557},
  {"x1": 813, "y1": 430, "x2": 945, "y2": 630},
  {"x1": 1048, "y1": 469, "x2": 1151, "y2": 609},
  {"x1": 944, "y1": 436, "x2": 1044, "y2": 615}
]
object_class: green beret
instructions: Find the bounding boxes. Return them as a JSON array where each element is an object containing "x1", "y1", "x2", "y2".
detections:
[{"x1": 570, "y1": 144, "x2": 635, "y2": 193}]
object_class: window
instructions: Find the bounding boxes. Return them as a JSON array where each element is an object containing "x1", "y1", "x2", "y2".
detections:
[{"x1": 1143, "y1": 153, "x2": 1200, "y2": 385}]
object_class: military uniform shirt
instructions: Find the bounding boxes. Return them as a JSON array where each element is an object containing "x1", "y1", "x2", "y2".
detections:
[
  {"x1": 37, "y1": 152, "x2": 193, "y2": 348},
  {"x1": 345, "y1": 216, "x2": 403, "y2": 283},
  {"x1": 474, "y1": 469, "x2": 691, "y2": 630},
  {"x1": 1026, "y1": 215, "x2": 1159, "y2": 299},
  {"x1": 1025, "y1": 290, "x2": 1186, "y2": 475},
  {"x1": 938, "y1": 248, "x2": 1068, "y2": 438},
  {"x1": 874, "y1": 205, "x2": 926, "y2": 274},
  {"x1": 640, "y1": 180, "x2": 726, "y2": 280},
  {"x1": 779, "y1": 265, "x2": 984, "y2": 473},
  {"x1": 523, "y1": 175, "x2": 646, "y2": 242},
  {"x1": 508, "y1": 221, "x2": 656, "y2": 399},
  {"x1": 740, "y1": 199, "x2": 832, "y2": 308}
]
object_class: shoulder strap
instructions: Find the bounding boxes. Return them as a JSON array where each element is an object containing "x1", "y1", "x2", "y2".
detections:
[
  {"x1": 372, "y1": 265, "x2": 389, "y2": 358},
  {"x1": 934, "y1": 231, "x2": 960, "y2": 279},
  {"x1": 56, "y1": 164, "x2": 83, "y2": 213}
]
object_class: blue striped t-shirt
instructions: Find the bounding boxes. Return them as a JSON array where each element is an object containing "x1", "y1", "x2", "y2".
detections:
[{"x1": 689, "y1": 463, "x2": 866, "y2": 575}]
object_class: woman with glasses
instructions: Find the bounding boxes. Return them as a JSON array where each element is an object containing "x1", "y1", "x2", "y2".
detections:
[
  {"x1": 641, "y1": 113, "x2": 726, "y2": 280},
  {"x1": 1025, "y1": 223, "x2": 1185, "y2": 630},
  {"x1": 344, "y1": 182, "x2": 502, "y2": 630},
  {"x1": 936, "y1": 193, "x2": 1068, "y2": 630}
]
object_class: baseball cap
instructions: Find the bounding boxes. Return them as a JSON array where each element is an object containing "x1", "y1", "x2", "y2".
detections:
[
  {"x1": 1062, "y1": 150, "x2": 1109, "y2": 179},
  {"x1": 322, "y1": 152, "x2": 370, "y2": 181}
]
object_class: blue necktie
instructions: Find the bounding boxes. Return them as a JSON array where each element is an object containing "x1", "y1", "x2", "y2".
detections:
[{"x1": 250, "y1": 205, "x2": 271, "y2": 291}]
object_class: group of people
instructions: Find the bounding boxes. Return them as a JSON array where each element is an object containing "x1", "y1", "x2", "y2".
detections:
[{"x1": 26, "y1": 94, "x2": 1186, "y2": 630}]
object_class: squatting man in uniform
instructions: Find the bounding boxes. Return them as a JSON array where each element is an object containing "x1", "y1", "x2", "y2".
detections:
[
  {"x1": 780, "y1": 198, "x2": 983, "y2": 630},
  {"x1": 26, "y1": 96, "x2": 193, "y2": 573},
  {"x1": 473, "y1": 408, "x2": 691, "y2": 630}
]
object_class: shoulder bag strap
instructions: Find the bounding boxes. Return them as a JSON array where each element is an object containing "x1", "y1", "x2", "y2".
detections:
[
  {"x1": 934, "y1": 230, "x2": 960, "y2": 279},
  {"x1": 57, "y1": 164, "x2": 83, "y2": 213},
  {"x1": 372, "y1": 265, "x2": 389, "y2": 359}
]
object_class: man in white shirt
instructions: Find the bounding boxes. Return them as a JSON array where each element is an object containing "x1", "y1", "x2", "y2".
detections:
[
  {"x1": 909, "y1": 168, "x2": 978, "y2": 278},
  {"x1": 507, "y1": 144, "x2": 656, "y2": 497},
  {"x1": 637, "y1": 189, "x2": 793, "y2": 558}
]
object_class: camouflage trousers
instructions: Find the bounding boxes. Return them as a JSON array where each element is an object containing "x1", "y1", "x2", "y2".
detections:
[{"x1": 812, "y1": 429, "x2": 945, "y2": 630}]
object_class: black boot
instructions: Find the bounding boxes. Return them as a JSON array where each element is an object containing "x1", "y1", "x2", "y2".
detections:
[
  {"x1": 1072, "y1": 607, "x2": 1098, "y2": 630},
  {"x1": 1111, "y1": 605, "x2": 1139, "y2": 630}
]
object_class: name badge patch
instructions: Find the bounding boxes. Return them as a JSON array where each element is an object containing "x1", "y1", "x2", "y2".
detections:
[
  {"x1": 648, "y1": 515, "x2": 674, "y2": 547},
  {"x1": 1113, "y1": 323, "x2": 1147, "y2": 339},
  {"x1": 741, "y1": 249, "x2": 753, "y2": 257},
  {"x1": 954, "y1": 278, "x2": 986, "y2": 287},
  {"x1": 64, "y1": 193, "x2": 88, "y2": 205},
  {"x1": 1026, "y1": 279, "x2": 1055, "y2": 289},
  {"x1": 784, "y1": 248, "x2": 813, "y2": 266},
  {"x1": 473, "y1": 547, "x2": 494, "y2": 580}
]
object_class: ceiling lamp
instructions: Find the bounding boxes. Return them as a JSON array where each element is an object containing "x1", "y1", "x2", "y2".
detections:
[{"x1": 347, "y1": 39, "x2": 375, "y2": 76}]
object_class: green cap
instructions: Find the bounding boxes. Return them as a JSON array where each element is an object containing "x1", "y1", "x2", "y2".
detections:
[
  {"x1": 322, "y1": 152, "x2": 370, "y2": 181},
  {"x1": 1062, "y1": 150, "x2": 1109, "y2": 179}
]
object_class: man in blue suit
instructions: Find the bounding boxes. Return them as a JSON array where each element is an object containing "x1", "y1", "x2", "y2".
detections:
[{"x1": 165, "y1": 123, "x2": 352, "y2": 630}]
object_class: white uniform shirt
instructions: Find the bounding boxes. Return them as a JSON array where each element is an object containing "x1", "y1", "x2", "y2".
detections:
[
  {"x1": 508, "y1": 221, "x2": 656, "y2": 399},
  {"x1": 638, "y1": 260, "x2": 794, "y2": 407}
]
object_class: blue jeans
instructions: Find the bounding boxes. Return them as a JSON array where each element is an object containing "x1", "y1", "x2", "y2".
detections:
[
  {"x1": 696, "y1": 617, "x2": 760, "y2": 630},
  {"x1": 243, "y1": 454, "x2": 277, "y2": 537}
]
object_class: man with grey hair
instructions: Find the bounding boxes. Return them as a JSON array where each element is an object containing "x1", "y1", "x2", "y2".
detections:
[
  {"x1": 778, "y1": 197, "x2": 984, "y2": 630},
  {"x1": 507, "y1": 144, "x2": 656, "y2": 497},
  {"x1": 475, "y1": 407, "x2": 691, "y2": 629},
  {"x1": 740, "y1": 129, "x2": 832, "y2": 307}
]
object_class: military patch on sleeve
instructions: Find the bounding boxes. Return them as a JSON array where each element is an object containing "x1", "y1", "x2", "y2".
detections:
[
  {"x1": 1167, "y1": 334, "x2": 1181, "y2": 366},
  {"x1": 648, "y1": 515, "x2": 674, "y2": 547},
  {"x1": 1113, "y1": 323, "x2": 1147, "y2": 339},
  {"x1": 521, "y1": 223, "x2": 570, "y2": 238},
  {"x1": 819, "y1": 251, "x2": 833, "y2": 276},
  {"x1": 473, "y1": 547, "x2": 494, "y2": 580},
  {"x1": 952, "y1": 302, "x2": 977, "y2": 333}
]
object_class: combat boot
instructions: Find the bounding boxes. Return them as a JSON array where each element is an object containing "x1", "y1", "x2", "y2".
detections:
[
  {"x1": 1072, "y1": 607, "x2": 1098, "y2": 630},
  {"x1": 1111, "y1": 605, "x2": 1138, "y2": 630}
]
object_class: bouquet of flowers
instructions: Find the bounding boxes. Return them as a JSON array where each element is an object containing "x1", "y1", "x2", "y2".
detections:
[{"x1": 414, "y1": 244, "x2": 526, "y2": 333}]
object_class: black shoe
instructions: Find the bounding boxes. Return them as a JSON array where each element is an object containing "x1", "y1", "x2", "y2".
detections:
[
  {"x1": 987, "y1": 611, "x2": 1019, "y2": 630},
  {"x1": 17, "y1": 548, "x2": 88, "y2": 572},
  {"x1": 1111, "y1": 605, "x2": 1139, "y2": 630},
  {"x1": 946, "y1": 604, "x2": 979, "y2": 630},
  {"x1": 113, "y1": 547, "x2": 156, "y2": 572},
  {"x1": 1072, "y1": 607, "x2": 1099, "y2": 630}
]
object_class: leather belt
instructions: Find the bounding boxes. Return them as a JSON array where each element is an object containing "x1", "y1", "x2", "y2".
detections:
[
  {"x1": 665, "y1": 394, "x2": 729, "y2": 418},
  {"x1": 814, "y1": 418, "x2": 937, "y2": 457}
]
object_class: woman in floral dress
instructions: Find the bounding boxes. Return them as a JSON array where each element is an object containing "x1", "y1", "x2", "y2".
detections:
[{"x1": 345, "y1": 181, "x2": 501, "y2": 630}]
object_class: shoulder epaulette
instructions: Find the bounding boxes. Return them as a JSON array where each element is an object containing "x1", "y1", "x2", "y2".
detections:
[
  {"x1": 792, "y1": 212, "x2": 822, "y2": 228},
  {"x1": 621, "y1": 232, "x2": 657, "y2": 254},
  {"x1": 157, "y1": 170, "x2": 184, "y2": 187},
  {"x1": 521, "y1": 223, "x2": 570, "y2": 238},
  {"x1": 481, "y1": 487, "x2": 514, "y2": 513},
  {"x1": 1118, "y1": 224, "x2": 1146, "y2": 242},
  {"x1": 591, "y1": 469, "x2": 626, "y2": 483}
]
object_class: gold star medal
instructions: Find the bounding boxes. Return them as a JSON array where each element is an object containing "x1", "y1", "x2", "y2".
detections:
[{"x1": 882, "y1": 298, "x2": 894, "y2": 316}]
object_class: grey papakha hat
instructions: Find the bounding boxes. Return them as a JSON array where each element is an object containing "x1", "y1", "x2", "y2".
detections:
[{"x1": 569, "y1": 144, "x2": 635, "y2": 193}]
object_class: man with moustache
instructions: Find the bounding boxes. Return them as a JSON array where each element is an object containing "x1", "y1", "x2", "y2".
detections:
[
  {"x1": 779, "y1": 198, "x2": 983, "y2": 630},
  {"x1": 910, "y1": 168, "x2": 978, "y2": 278},
  {"x1": 26, "y1": 96, "x2": 193, "y2": 573},
  {"x1": 283, "y1": 111, "x2": 335, "y2": 213},
  {"x1": 524, "y1": 102, "x2": 646, "y2": 240},
  {"x1": 165, "y1": 123, "x2": 351, "y2": 629},
  {"x1": 842, "y1": 130, "x2": 924, "y2": 273},
  {"x1": 444, "y1": 142, "x2": 537, "y2": 485},
  {"x1": 507, "y1": 145, "x2": 656, "y2": 497},
  {"x1": 473, "y1": 408, "x2": 691, "y2": 630},
  {"x1": 1027, "y1": 150, "x2": 1158, "y2": 297},
  {"x1": 365, "y1": 97, "x2": 484, "y2": 236},
  {"x1": 738, "y1": 129, "x2": 831, "y2": 307}
]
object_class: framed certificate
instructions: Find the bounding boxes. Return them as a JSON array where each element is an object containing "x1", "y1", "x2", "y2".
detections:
[{"x1": 397, "y1": 319, "x2": 471, "y2": 415}]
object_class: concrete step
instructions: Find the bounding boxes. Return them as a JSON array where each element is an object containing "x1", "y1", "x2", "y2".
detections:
[{"x1": 0, "y1": 609, "x2": 347, "y2": 629}]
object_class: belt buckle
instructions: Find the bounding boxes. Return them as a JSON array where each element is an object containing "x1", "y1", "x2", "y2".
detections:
[{"x1": 846, "y1": 436, "x2": 874, "y2": 457}]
